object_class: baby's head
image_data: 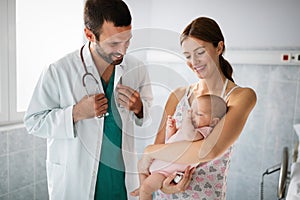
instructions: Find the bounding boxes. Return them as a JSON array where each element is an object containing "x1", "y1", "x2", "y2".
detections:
[{"x1": 191, "y1": 94, "x2": 227, "y2": 128}]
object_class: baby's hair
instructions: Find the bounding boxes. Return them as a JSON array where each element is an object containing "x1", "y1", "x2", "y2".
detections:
[{"x1": 195, "y1": 94, "x2": 227, "y2": 118}]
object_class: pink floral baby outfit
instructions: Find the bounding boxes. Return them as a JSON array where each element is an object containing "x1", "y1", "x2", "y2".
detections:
[{"x1": 153, "y1": 79, "x2": 239, "y2": 200}]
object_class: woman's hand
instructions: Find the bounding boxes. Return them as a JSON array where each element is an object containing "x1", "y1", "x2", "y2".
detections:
[{"x1": 160, "y1": 166, "x2": 196, "y2": 194}]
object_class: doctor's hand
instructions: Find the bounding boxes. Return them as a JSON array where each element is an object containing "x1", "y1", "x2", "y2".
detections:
[
  {"x1": 116, "y1": 84, "x2": 143, "y2": 118},
  {"x1": 72, "y1": 94, "x2": 108, "y2": 122}
]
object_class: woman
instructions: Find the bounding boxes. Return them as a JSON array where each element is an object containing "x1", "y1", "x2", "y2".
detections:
[{"x1": 138, "y1": 17, "x2": 256, "y2": 199}]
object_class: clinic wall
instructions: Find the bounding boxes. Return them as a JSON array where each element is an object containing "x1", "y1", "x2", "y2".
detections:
[
  {"x1": 226, "y1": 64, "x2": 300, "y2": 199},
  {"x1": 125, "y1": 0, "x2": 300, "y2": 49},
  {"x1": 0, "y1": 128, "x2": 48, "y2": 200}
]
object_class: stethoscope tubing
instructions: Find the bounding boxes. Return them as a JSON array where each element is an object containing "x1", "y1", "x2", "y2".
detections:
[
  {"x1": 80, "y1": 45, "x2": 100, "y2": 88},
  {"x1": 80, "y1": 45, "x2": 109, "y2": 118}
]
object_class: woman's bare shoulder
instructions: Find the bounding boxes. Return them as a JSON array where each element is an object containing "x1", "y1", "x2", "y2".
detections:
[
  {"x1": 173, "y1": 86, "x2": 187, "y2": 95},
  {"x1": 237, "y1": 87, "x2": 256, "y2": 99},
  {"x1": 169, "y1": 86, "x2": 187, "y2": 100},
  {"x1": 229, "y1": 86, "x2": 257, "y2": 107},
  {"x1": 163, "y1": 86, "x2": 189, "y2": 116}
]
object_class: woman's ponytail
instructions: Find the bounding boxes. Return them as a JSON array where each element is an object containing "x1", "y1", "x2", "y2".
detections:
[{"x1": 220, "y1": 55, "x2": 234, "y2": 83}]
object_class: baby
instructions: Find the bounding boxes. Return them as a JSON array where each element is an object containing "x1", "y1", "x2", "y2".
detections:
[{"x1": 131, "y1": 94, "x2": 227, "y2": 200}]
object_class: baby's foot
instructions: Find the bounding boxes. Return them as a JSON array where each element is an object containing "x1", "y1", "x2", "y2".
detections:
[{"x1": 130, "y1": 188, "x2": 140, "y2": 196}]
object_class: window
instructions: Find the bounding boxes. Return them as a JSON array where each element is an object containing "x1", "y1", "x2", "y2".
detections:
[
  {"x1": 0, "y1": 0, "x2": 84, "y2": 125},
  {"x1": 0, "y1": 0, "x2": 9, "y2": 123}
]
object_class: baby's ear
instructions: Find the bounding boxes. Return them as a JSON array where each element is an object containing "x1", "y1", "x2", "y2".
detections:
[{"x1": 210, "y1": 118, "x2": 220, "y2": 127}]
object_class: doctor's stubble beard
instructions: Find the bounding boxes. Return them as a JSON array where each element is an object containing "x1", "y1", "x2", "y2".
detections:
[{"x1": 94, "y1": 41, "x2": 124, "y2": 66}]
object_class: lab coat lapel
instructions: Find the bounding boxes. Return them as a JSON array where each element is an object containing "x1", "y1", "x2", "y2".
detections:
[
  {"x1": 114, "y1": 64, "x2": 127, "y2": 118},
  {"x1": 114, "y1": 64, "x2": 124, "y2": 90}
]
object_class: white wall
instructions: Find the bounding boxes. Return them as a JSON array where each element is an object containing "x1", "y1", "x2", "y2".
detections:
[{"x1": 125, "y1": 0, "x2": 300, "y2": 49}]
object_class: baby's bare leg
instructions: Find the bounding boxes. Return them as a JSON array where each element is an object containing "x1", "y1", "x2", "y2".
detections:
[
  {"x1": 130, "y1": 172, "x2": 148, "y2": 196},
  {"x1": 139, "y1": 173, "x2": 166, "y2": 200}
]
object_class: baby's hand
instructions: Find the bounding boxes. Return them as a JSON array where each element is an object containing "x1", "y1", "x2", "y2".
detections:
[
  {"x1": 167, "y1": 115, "x2": 177, "y2": 136},
  {"x1": 167, "y1": 115, "x2": 176, "y2": 128}
]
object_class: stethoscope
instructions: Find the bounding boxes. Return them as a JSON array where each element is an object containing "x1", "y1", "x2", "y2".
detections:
[{"x1": 80, "y1": 45, "x2": 109, "y2": 118}]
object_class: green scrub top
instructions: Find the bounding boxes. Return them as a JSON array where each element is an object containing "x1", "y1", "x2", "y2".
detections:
[{"x1": 94, "y1": 70, "x2": 127, "y2": 200}]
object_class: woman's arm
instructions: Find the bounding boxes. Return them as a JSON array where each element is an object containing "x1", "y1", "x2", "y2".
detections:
[
  {"x1": 144, "y1": 87, "x2": 257, "y2": 164},
  {"x1": 154, "y1": 87, "x2": 186, "y2": 144}
]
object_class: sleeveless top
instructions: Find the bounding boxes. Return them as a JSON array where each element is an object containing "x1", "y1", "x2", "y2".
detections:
[{"x1": 153, "y1": 79, "x2": 239, "y2": 200}]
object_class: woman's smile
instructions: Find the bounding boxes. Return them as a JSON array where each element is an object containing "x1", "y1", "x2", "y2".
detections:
[{"x1": 193, "y1": 65, "x2": 206, "y2": 73}]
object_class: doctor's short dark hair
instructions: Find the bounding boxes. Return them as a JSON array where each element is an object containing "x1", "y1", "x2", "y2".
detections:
[{"x1": 84, "y1": 0, "x2": 132, "y2": 39}]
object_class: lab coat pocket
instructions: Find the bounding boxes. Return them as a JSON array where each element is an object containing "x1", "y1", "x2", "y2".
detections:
[{"x1": 46, "y1": 160, "x2": 66, "y2": 199}]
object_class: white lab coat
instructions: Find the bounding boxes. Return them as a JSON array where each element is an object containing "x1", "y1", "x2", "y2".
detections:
[{"x1": 24, "y1": 43, "x2": 153, "y2": 200}]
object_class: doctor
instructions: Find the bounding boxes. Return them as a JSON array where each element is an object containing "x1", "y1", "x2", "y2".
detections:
[{"x1": 24, "y1": 0, "x2": 153, "y2": 199}]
